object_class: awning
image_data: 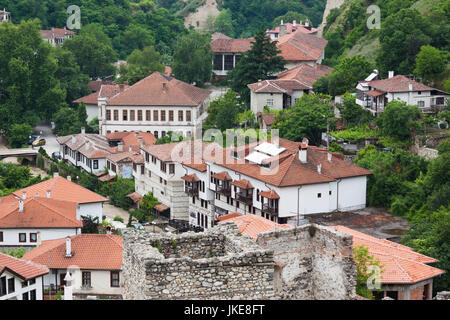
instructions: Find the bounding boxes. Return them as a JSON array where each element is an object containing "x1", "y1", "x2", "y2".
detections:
[
  {"x1": 154, "y1": 204, "x2": 169, "y2": 212},
  {"x1": 366, "y1": 90, "x2": 385, "y2": 97},
  {"x1": 181, "y1": 173, "x2": 200, "y2": 183},
  {"x1": 231, "y1": 179, "x2": 254, "y2": 189},
  {"x1": 259, "y1": 190, "x2": 280, "y2": 200},
  {"x1": 98, "y1": 174, "x2": 115, "y2": 182},
  {"x1": 211, "y1": 171, "x2": 232, "y2": 181},
  {"x1": 126, "y1": 192, "x2": 143, "y2": 204}
]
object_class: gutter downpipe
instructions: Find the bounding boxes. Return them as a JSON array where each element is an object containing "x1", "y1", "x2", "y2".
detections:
[
  {"x1": 297, "y1": 186, "x2": 302, "y2": 226},
  {"x1": 336, "y1": 179, "x2": 342, "y2": 212}
]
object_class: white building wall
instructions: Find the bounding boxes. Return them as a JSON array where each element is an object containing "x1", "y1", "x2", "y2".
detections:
[
  {"x1": 0, "y1": 228, "x2": 79, "y2": 247},
  {"x1": 337, "y1": 175, "x2": 367, "y2": 211},
  {"x1": 85, "y1": 104, "x2": 98, "y2": 122},
  {"x1": 250, "y1": 92, "x2": 284, "y2": 115},
  {"x1": 78, "y1": 202, "x2": 104, "y2": 221},
  {"x1": 0, "y1": 270, "x2": 44, "y2": 300}
]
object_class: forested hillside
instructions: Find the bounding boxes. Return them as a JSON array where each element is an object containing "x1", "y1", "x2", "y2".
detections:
[{"x1": 322, "y1": 0, "x2": 449, "y2": 86}]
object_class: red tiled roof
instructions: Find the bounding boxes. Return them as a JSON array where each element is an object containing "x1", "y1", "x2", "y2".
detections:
[
  {"x1": 154, "y1": 204, "x2": 169, "y2": 212},
  {"x1": 211, "y1": 171, "x2": 232, "y2": 181},
  {"x1": 366, "y1": 89, "x2": 385, "y2": 97},
  {"x1": 13, "y1": 176, "x2": 109, "y2": 204},
  {"x1": 88, "y1": 80, "x2": 116, "y2": 93},
  {"x1": 107, "y1": 72, "x2": 210, "y2": 106},
  {"x1": 0, "y1": 196, "x2": 82, "y2": 229},
  {"x1": 259, "y1": 190, "x2": 280, "y2": 200},
  {"x1": 217, "y1": 212, "x2": 242, "y2": 221},
  {"x1": 181, "y1": 173, "x2": 200, "y2": 183},
  {"x1": 211, "y1": 38, "x2": 253, "y2": 53},
  {"x1": 276, "y1": 32, "x2": 328, "y2": 62},
  {"x1": 261, "y1": 113, "x2": 276, "y2": 126},
  {"x1": 211, "y1": 32, "x2": 232, "y2": 41},
  {"x1": 219, "y1": 214, "x2": 291, "y2": 240},
  {"x1": 23, "y1": 234, "x2": 122, "y2": 270},
  {"x1": 0, "y1": 253, "x2": 49, "y2": 280},
  {"x1": 368, "y1": 75, "x2": 434, "y2": 93},
  {"x1": 40, "y1": 28, "x2": 75, "y2": 40},
  {"x1": 267, "y1": 22, "x2": 318, "y2": 35},
  {"x1": 57, "y1": 133, "x2": 111, "y2": 159},
  {"x1": 99, "y1": 84, "x2": 126, "y2": 100},
  {"x1": 126, "y1": 192, "x2": 143, "y2": 204},
  {"x1": 98, "y1": 174, "x2": 115, "y2": 182},
  {"x1": 73, "y1": 91, "x2": 99, "y2": 105},
  {"x1": 231, "y1": 179, "x2": 254, "y2": 189},
  {"x1": 332, "y1": 226, "x2": 445, "y2": 284}
]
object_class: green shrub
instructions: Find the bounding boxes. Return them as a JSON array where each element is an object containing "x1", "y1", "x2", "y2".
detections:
[{"x1": 113, "y1": 216, "x2": 124, "y2": 223}]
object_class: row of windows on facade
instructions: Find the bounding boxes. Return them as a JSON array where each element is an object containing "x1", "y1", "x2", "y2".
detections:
[
  {"x1": 0, "y1": 276, "x2": 37, "y2": 299},
  {"x1": 144, "y1": 152, "x2": 176, "y2": 174},
  {"x1": 213, "y1": 54, "x2": 241, "y2": 71},
  {"x1": 0, "y1": 232, "x2": 38, "y2": 243},
  {"x1": 65, "y1": 147, "x2": 99, "y2": 169},
  {"x1": 105, "y1": 109, "x2": 192, "y2": 122},
  {"x1": 80, "y1": 271, "x2": 120, "y2": 288}
]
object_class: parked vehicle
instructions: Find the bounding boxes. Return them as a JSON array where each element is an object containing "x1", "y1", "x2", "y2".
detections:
[
  {"x1": 51, "y1": 152, "x2": 61, "y2": 160},
  {"x1": 28, "y1": 135, "x2": 40, "y2": 145},
  {"x1": 32, "y1": 138, "x2": 46, "y2": 147},
  {"x1": 131, "y1": 223, "x2": 145, "y2": 231}
]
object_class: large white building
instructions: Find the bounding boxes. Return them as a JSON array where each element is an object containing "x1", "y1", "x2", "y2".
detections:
[
  {"x1": 356, "y1": 70, "x2": 449, "y2": 115},
  {"x1": 179, "y1": 138, "x2": 371, "y2": 229},
  {"x1": 99, "y1": 72, "x2": 211, "y2": 139},
  {"x1": 0, "y1": 253, "x2": 48, "y2": 300},
  {"x1": 23, "y1": 234, "x2": 123, "y2": 298}
]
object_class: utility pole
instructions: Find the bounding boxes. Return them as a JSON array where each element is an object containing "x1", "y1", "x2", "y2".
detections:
[{"x1": 327, "y1": 118, "x2": 330, "y2": 150}]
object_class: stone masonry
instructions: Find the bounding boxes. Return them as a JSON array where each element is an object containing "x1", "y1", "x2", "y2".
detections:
[{"x1": 122, "y1": 222, "x2": 357, "y2": 300}]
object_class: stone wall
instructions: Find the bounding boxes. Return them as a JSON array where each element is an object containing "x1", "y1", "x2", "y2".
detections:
[
  {"x1": 256, "y1": 224, "x2": 356, "y2": 300},
  {"x1": 436, "y1": 291, "x2": 450, "y2": 300},
  {"x1": 122, "y1": 223, "x2": 275, "y2": 300}
]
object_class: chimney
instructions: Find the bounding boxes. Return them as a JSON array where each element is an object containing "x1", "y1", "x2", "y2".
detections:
[
  {"x1": 65, "y1": 236, "x2": 72, "y2": 258},
  {"x1": 328, "y1": 153, "x2": 332, "y2": 163},
  {"x1": 129, "y1": 145, "x2": 132, "y2": 152},
  {"x1": 81, "y1": 127, "x2": 85, "y2": 135},
  {"x1": 162, "y1": 82, "x2": 167, "y2": 92},
  {"x1": 293, "y1": 20, "x2": 297, "y2": 26},
  {"x1": 19, "y1": 199, "x2": 24, "y2": 212},
  {"x1": 305, "y1": 20, "x2": 309, "y2": 27},
  {"x1": 53, "y1": 172, "x2": 59, "y2": 178},
  {"x1": 118, "y1": 142, "x2": 123, "y2": 152},
  {"x1": 299, "y1": 144, "x2": 308, "y2": 164},
  {"x1": 67, "y1": 175, "x2": 71, "y2": 182},
  {"x1": 409, "y1": 83, "x2": 413, "y2": 92},
  {"x1": 279, "y1": 24, "x2": 287, "y2": 37},
  {"x1": 76, "y1": 204, "x2": 81, "y2": 221},
  {"x1": 302, "y1": 137, "x2": 309, "y2": 146},
  {"x1": 119, "y1": 84, "x2": 124, "y2": 91},
  {"x1": 72, "y1": 135, "x2": 76, "y2": 144},
  {"x1": 317, "y1": 163, "x2": 322, "y2": 174},
  {"x1": 85, "y1": 141, "x2": 90, "y2": 150},
  {"x1": 46, "y1": 190, "x2": 51, "y2": 198},
  {"x1": 280, "y1": 19, "x2": 284, "y2": 25},
  {"x1": 22, "y1": 192, "x2": 27, "y2": 200},
  {"x1": 36, "y1": 232, "x2": 41, "y2": 247},
  {"x1": 388, "y1": 71, "x2": 394, "y2": 79}
]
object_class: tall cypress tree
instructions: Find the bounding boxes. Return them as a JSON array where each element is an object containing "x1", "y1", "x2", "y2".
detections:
[{"x1": 228, "y1": 25, "x2": 286, "y2": 102}]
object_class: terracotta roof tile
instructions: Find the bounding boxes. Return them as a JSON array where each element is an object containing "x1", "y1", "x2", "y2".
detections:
[
  {"x1": 107, "y1": 72, "x2": 210, "y2": 106},
  {"x1": 126, "y1": 192, "x2": 143, "y2": 204},
  {"x1": 261, "y1": 113, "x2": 276, "y2": 126},
  {"x1": 73, "y1": 91, "x2": 99, "y2": 105},
  {"x1": 0, "y1": 253, "x2": 49, "y2": 280},
  {"x1": 154, "y1": 204, "x2": 169, "y2": 212},
  {"x1": 368, "y1": 75, "x2": 434, "y2": 93},
  {"x1": 211, "y1": 171, "x2": 232, "y2": 181},
  {"x1": 259, "y1": 190, "x2": 280, "y2": 199},
  {"x1": 0, "y1": 197, "x2": 82, "y2": 229},
  {"x1": 276, "y1": 32, "x2": 328, "y2": 62},
  {"x1": 211, "y1": 38, "x2": 253, "y2": 53},
  {"x1": 332, "y1": 226, "x2": 445, "y2": 284},
  {"x1": 219, "y1": 214, "x2": 291, "y2": 240},
  {"x1": 13, "y1": 176, "x2": 109, "y2": 204},
  {"x1": 23, "y1": 234, "x2": 122, "y2": 270},
  {"x1": 231, "y1": 179, "x2": 254, "y2": 189},
  {"x1": 181, "y1": 173, "x2": 200, "y2": 183}
]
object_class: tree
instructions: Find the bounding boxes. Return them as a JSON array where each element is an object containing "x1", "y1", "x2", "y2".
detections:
[
  {"x1": 63, "y1": 33, "x2": 117, "y2": 79},
  {"x1": 273, "y1": 94, "x2": 334, "y2": 145},
  {"x1": 326, "y1": 55, "x2": 374, "y2": 96},
  {"x1": 53, "y1": 105, "x2": 88, "y2": 136},
  {"x1": 8, "y1": 124, "x2": 33, "y2": 148},
  {"x1": 338, "y1": 93, "x2": 373, "y2": 127},
  {"x1": 81, "y1": 216, "x2": 99, "y2": 234},
  {"x1": 377, "y1": 8, "x2": 432, "y2": 76},
  {"x1": 0, "y1": 19, "x2": 65, "y2": 134},
  {"x1": 141, "y1": 192, "x2": 160, "y2": 212},
  {"x1": 376, "y1": 101, "x2": 421, "y2": 140},
  {"x1": 272, "y1": 11, "x2": 310, "y2": 28},
  {"x1": 214, "y1": 9, "x2": 235, "y2": 37},
  {"x1": 119, "y1": 46, "x2": 164, "y2": 85},
  {"x1": 228, "y1": 25, "x2": 286, "y2": 102},
  {"x1": 204, "y1": 90, "x2": 241, "y2": 131},
  {"x1": 172, "y1": 31, "x2": 212, "y2": 86},
  {"x1": 414, "y1": 45, "x2": 447, "y2": 82},
  {"x1": 109, "y1": 178, "x2": 135, "y2": 209},
  {"x1": 353, "y1": 245, "x2": 383, "y2": 299}
]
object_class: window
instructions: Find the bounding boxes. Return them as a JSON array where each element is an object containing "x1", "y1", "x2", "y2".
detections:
[
  {"x1": 110, "y1": 271, "x2": 120, "y2": 287},
  {"x1": 106, "y1": 110, "x2": 111, "y2": 121},
  {"x1": 169, "y1": 110, "x2": 174, "y2": 121},
  {"x1": 141, "y1": 165, "x2": 144, "y2": 175},
  {"x1": 186, "y1": 110, "x2": 191, "y2": 122},
  {"x1": 93, "y1": 160, "x2": 98, "y2": 169},
  {"x1": 256, "y1": 189, "x2": 260, "y2": 202},
  {"x1": 213, "y1": 54, "x2": 223, "y2": 70},
  {"x1": 161, "y1": 110, "x2": 166, "y2": 121},
  {"x1": 154, "y1": 131, "x2": 158, "y2": 139},
  {"x1": 137, "y1": 110, "x2": 143, "y2": 121},
  {"x1": 111, "y1": 163, "x2": 117, "y2": 173},
  {"x1": 8, "y1": 278, "x2": 14, "y2": 294},
  {"x1": 30, "y1": 233, "x2": 37, "y2": 243},
  {"x1": 130, "y1": 110, "x2": 135, "y2": 121},
  {"x1": 113, "y1": 110, "x2": 119, "y2": 121},
  {"x1": 22, "y1": 292, "x2": 29, "y2": 300},
  {"x1": 145, "y1": 152, "x2": 150, "y2": 163},
  {"x1": 19, "y1": 233, "x2": 26, "y2": 243},
  {"x1": 123, "y1": 110, "x2": 128, "y2": 121},
  {"x1": 153, "y1": 110, "x2": 159, "y2": 121},
  {"x1": 29, "y1": 289, "x2": 36, "y2": 300},
  {"x1": 162, "y1": 131, "x2": 166, "y2": 137},
  {"x1": 0, "y1": 231, "x2": 3, "y2": 242},
  {"x1": 146, "y1": 110, "x2": 151, "y2": 121},
  {"x1": 169, "y1": 164, "x2": 175, "y2": 174},
  {"x1": 21, "y1": 281, "x2": 27, "y2": 288},
  {"x1": 317, "y1": 193, "x2": 322, "y2": 198},
  {"x1": 82, "y1": 272, "x2": 91, "y2": 287},
  {"x1": 418, "y1": 101, "x2": 425, "y2": 108},
  {"x1": 266, "y1": 99, "x2": 274, "y2": 107},
  {"x1": 160, "y1": 162, "x2": 167, "y2": 173},
  {"x1": 178, "y1": 110, "x2": 183, "y2": 122},
  {"x1": 224, "y1": 55, "x2": 234, "y2": 70},
  {"x1": 329, "y1": 190, "x2": 332, "y2": 195},
  {"x1": 0, "y1": 277, "x2": 6, "y2": 297},
  {"x1": 152, "y1": 156, "x2": 157, "y2": 164},
  {"x1": 29, "y1": 278, "x2": 35, "y2": 285}
]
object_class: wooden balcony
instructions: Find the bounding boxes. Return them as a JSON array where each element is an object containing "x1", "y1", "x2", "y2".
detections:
[
  {"x1": 185, "y1": 185, "x2": 199, "y2": 196},
  {"x1": 262, "y1": 204, "x2": 278, "y2": 216},
  {"x1": 215, "y1": 185, "x2": 231, "y2": 197},
  {"x1": 236, "y1": 191, "x2": 253, "y2": 205}
]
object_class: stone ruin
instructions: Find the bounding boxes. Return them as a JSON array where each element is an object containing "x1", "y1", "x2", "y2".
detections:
[{"x1": 122, "y1": 222, "x2": 356, "y2": 300}]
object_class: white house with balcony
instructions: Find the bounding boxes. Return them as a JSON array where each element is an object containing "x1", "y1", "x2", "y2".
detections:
[
  {"x1": 99, "y1": 72, "x2": 211, "y2": 139},
  {"x1": 180, "y1": 138, "x2": 372, "y2": 229},
  {"x1": 356, "y1": 70, "x2": 449, "y2": 115}
]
